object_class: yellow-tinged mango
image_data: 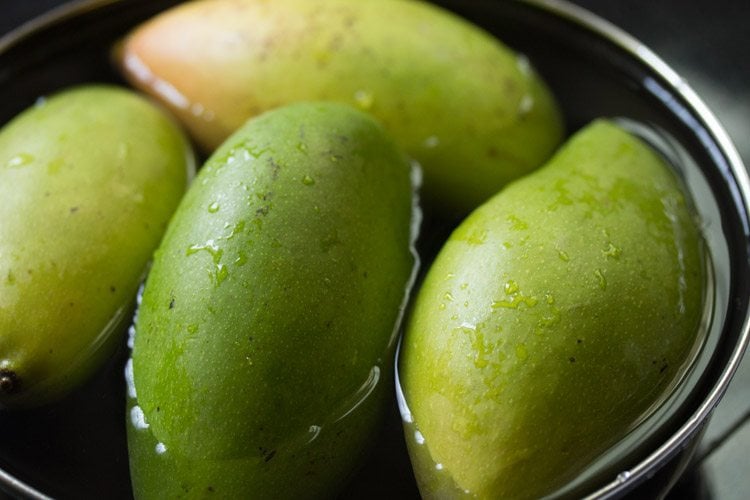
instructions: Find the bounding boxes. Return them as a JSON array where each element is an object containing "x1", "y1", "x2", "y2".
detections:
[
  {"x1": 399, "y1": 120, "x2": 706, "y2": 498},
  {"x1": 116, "y1": 0, "x2": 564, "y2": 215},
  {"x1": 0, "y1": 85, "x2": 194, "y2": 408}
]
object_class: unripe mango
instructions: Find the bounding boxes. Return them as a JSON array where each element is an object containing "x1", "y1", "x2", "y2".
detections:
[
  {"x1": 399, "y1": 120, "x2": 706, "y2": 498},
  {"x1": 127, "y1": 102, "x2": 416, "y2": 498},
  {"x1": 116, "y1": 0, "x2": 564, "y2": 215},
  {"x1": 0, "y1": 85, "x2": 193, "y2": 408}
]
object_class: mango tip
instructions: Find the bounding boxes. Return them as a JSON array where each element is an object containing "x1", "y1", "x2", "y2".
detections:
[{"x1": 0, "y1": 370, "x2": 19, "y2": 395}]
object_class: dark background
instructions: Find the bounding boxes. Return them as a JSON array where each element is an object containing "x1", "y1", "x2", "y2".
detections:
[{"x1": 573, "y1": 0, "x2": 750, "y2": 169}]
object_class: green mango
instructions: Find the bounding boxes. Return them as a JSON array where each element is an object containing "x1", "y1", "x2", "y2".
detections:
[
  {"x1": 116, "y1": 0, "x2": 564, "y2": 215},
  {"x1": 399, "y1": 120, "x2": 706, "y2": 498},
  {"x1": 127, "y1": 102, "x2": 416, "y2": 498},
  {"x1": 0, "y1": 85, "x2": 193, "y2": 409}
]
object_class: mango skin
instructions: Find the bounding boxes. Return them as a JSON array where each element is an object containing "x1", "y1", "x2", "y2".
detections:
[
  {"x1": 0, "y1": 85, "x2": 193, "y2": 408},
  {"x1": 128, "y1": 102, "x2": 416, "y2": 498},
  {"x1": 400, "y1": 120, "x2": 705, "y2": 498},
  {"x1": 117, "y1": 0, "x2": 564, "y2": 215}
]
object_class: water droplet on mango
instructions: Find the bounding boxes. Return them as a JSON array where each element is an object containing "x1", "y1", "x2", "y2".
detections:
[{"x1": 6, "y1": 152, "x2": 34, "y2": 168}]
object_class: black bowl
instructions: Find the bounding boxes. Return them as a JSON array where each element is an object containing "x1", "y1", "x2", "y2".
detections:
[{"x1": 0, "y1": 1, "x2": 748, "y2": 498}]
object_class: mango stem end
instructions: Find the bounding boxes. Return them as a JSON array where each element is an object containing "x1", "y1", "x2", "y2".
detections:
[{"x1": 0, "y1": 370, "x2": 19, "y2": 395}]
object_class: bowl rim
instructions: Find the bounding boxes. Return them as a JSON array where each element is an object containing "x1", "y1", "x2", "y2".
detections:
[
  {"x1": 0, "y1": 0, "x2": 122, "y2": 55},
  {"x1": 0, "y1": 0, "x2": 749, "y2": 499}
]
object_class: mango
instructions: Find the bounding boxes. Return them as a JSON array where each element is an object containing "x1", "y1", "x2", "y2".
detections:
[
  {"x1": 0, "y1": 85, "x2": 193, "y2": 408},
  {"x1": 116, "y1": 0, "x2": 564, "y2": 215},
  {"x1": 399, "y1": 120, "x2": 706, "y2": 498},
  {"x1": 127, "y1": 102, "x2": 416, "y2": 498}
]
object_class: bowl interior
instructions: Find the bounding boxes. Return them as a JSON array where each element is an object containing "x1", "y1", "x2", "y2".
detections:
[{"x1": 0, "y1": 0, "x2": 748, "y2": 498}]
